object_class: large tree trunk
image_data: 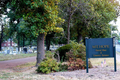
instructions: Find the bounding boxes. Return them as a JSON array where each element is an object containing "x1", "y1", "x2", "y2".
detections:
[
  {"x1": 67, "y1": 0, "x2": 72, "y2": 44},
  {"x1": 17, "y1": 19, "x2": 20, "y2": 51},
  {"x1": 23, "y1": 35, "x2": 25, "y2": 47},
  {"x1": 36, "y1": 33, "x2": 45, "y2": 66},
  {"x1": 77, "y1": 34, "x2": 82, "y2": 43},
  {"x1": 0, "y1": 39, "x2": 2, "y2": 51},
  {"x1": 17, "y1": 35, "x2": 20, "y2": 52},
  {"x1": 29, "y1": 37, "x2": 32, "y2": 48},
  {"x1": 67, "y1": 16, "x2": 71, "y2": 44},
  {"x1": 10, "y1": 38, "x2": 12, "y2": 46},
  {"x1": 0, "y1": 24, "x2": 3, "y2": 51},
  {"x1": 77, "y1": 27, "x2": 82, "y2": 43},
  {"x1": 46, "y1": 35, "x2": 50, "y2": 51}
]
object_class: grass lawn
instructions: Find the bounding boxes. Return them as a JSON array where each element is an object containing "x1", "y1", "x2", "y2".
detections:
[
  {"x1": 0, "y1": 62, "x2": 36, "y2": 79},
  {"x1": 1, "y1": 57, "x2": 120, "y2": 80},
  {"x1": 0, "y1": 53, "x2": 37, "y2": 61},
  {"x1": 117, "y1": 51, "x2": 120, "y2": 55},
  {"x1": 90, "y1": 51, "x2": 120, "y2": 67},
  {"x1": 1, "y1": 51, "x2": 120, "y2": 80},
  {"x1": 90, "y1": 58, "x2": 120, "y2": 67}
]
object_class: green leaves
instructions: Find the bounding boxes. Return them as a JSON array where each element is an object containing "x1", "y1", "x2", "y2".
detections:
[
  {"x1": 36, "y1": 58, "x2": 59, "y2": 74},
  {"x1": 17, "y1": 0, "x2": 64, "y2": 36},
  {"x1": 70, "y1": 0, "x2": 120, "y2": 40}
]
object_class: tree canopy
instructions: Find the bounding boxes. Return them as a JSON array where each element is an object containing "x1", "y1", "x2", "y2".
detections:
[{"x1": 0, "y1": 0, "x2": 120, "y2": 65}]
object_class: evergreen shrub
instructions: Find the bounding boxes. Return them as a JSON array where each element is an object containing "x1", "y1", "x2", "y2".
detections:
[{"x1": 55, "y1": 44, "x2": 71, "y2": 61}]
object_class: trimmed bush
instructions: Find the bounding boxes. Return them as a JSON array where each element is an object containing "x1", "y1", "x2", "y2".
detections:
[
  {"x1": 55, "y1": 44, "x2": 72, "y2": 61},
  {"x1": 36, "y1": 58, "x2": 59, "y2": 74}
]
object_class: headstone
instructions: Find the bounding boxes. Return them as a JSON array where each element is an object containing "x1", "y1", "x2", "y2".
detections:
[
  {"x1": 7, "y1": 50, "x2": 10, "y2": 54},
  {"x1": 23, "y1": 48, "x2": 27, "y2": 53}
]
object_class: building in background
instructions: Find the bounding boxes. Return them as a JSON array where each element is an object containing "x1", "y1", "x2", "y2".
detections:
[{"x1": 1, "y1": 39, "x2": 17, "y2": 47}]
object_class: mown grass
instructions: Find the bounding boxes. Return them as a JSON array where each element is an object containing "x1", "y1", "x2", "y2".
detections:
[
  {"x1": 1, "y1": 51, "x2": 120, "y2": 80},
  {"x1": 1, "y1": 57, "x2": 120, "y2": 80},
  {"x1": 0, "y1": 62, "x2": 36, "y2": 80},
  {"x1": 90, "y1": 52, "x2": 120, "y2": 67},
  {"x1": 0, "y1": 53, "x2": 37, "y2": 61},
  {"x1": 12, "y1": 62, "x2": 36, "y2": 72},
  {"x1": 117, "y1": 51, "x2": 120, "y2": 55},
  {"x1": 90, "y1": 58, "x2": 120, "y2": 67}
]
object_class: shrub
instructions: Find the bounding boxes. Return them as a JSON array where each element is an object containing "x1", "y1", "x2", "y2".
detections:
[
  {"x1": 66, "y1": 51, "x2": 93, "y2": 70},
  {"x1": 45, "y1": 51, "x2": 54, "y2": 59},
  {"x1": 67, "y1": 57, "x2": 85, "y2": 70},
  {"x1": 69, "y1": 41, "x2": 86, "y2": 60},
  {"x1": 55, "y1": 44, "x2": 71, "y2": 61},
  {"x1": 36, "y1": 58, "x2": 59, "y2": 74},
  {"x1": 66, "y1": 41, "x2": 93, "y2": 70},
  {"x1": 58, "y1": 63, "x2": 68, "y2": 71}
]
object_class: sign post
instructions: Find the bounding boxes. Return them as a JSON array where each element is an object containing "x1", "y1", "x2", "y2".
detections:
[
  {"x1": 86, "y1": 37, "x2": 116, "y2": 73},
  {"x1": 113, "y1": 37, "x2": 116, "y2": 72},
  {"x1": 85, "y1": 37, "x2": 89, "y2": 73}
]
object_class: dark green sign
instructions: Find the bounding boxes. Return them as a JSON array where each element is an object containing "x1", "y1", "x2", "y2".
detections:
[{"x1": 85, "y1": 37, "x2": 116, "y2": 73}]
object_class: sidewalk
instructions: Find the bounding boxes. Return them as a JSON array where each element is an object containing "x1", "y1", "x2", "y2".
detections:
[{"x1": 116, "y1": 53, "x2": 120, "y2": 62}]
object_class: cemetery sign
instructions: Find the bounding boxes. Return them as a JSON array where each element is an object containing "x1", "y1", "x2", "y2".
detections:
[{"x1": 85, "y1": 37, "x2": 116, "y2": 73}]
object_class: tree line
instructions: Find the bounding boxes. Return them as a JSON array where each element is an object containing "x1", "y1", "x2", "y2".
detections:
[{"x1": 0, "y1": 0, "x2": 120, "y2": 65}]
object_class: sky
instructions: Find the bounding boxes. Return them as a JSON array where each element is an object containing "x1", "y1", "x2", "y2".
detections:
[
  {"x1": 109, "y1": 0, "x2": 120, "y2": 32},
  {"x1": 109, "y1": 16, "x2": 120, "y2": 32}
]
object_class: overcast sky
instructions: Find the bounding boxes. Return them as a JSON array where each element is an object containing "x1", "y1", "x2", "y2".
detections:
[{"x1": 109, "y1": 0, "x2": 120, "y2": 32}]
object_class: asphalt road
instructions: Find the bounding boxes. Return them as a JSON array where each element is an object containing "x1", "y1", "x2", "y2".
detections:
[
  {"x1": 116, "y1": 45, "x2": 120, "y2": 62},
  {"x1": 116, "y1": 44, "x2": 120, "y2": 52}
]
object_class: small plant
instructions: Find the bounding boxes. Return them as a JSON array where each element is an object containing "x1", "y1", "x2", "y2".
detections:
[
  {"x1": 67, "y1": 57, "x2": 85, "y2": 70},
  {"x1": 36, "y1": 58, "x2": 59, "y2": 74},
  {"x1": 66, "y1": 51, "x2": 85, "y2": 70},
  {"x1": 58, "y1": 63, "x2": 68, "y2": 71}
]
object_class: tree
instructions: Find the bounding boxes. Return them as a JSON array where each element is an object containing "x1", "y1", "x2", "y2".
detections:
[
  {"x1": 59, "y1": 0, "x2": 120, "y2": 43},
  {"x1": 5, "y1": 3, "x2": 38, "y2": 51},
  {"x1": 0, "y1": 0, "x2": 9, "y2": 50},
  {"x1": 71, "y1": 0, "x2": 120, "y2": 42},
  {"x1": 9, "y1": 0, "x2": 64, "y2": 66},
  {"x1": 45, "y1": 27, "x2": 63, "y2": 51},
  {"x1": 59, "y1": 0, "x2": 83, "y2": 44}
]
